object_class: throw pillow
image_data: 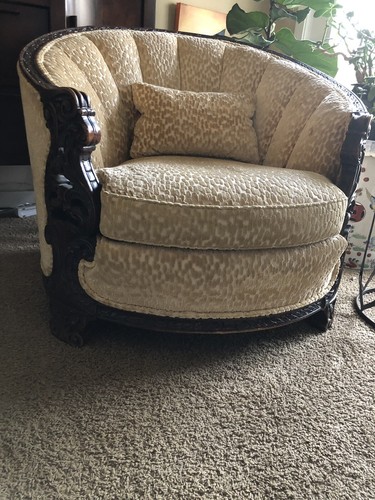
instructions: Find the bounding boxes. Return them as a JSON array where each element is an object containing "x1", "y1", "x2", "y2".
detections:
[{"x1": 130, "y1": 83, "x2": 259, "y2": 164}]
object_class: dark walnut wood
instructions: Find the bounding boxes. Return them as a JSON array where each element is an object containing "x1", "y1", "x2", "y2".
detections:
[
  {"x1": 19, "y1": 27, "x2": 371, "y2": 346},
  {"x1": 40, "y1": 86, "x2": 102, "y2": 345}
]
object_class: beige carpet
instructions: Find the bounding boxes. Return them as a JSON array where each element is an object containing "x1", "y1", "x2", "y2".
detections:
[{"x1": 1, "y1": 217, "x2": 375, "y2": 499}]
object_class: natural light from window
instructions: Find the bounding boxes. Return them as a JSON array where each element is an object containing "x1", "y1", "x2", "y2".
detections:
[{"x1": 334, "y1": 0, "x2": 375, "y2": 87}]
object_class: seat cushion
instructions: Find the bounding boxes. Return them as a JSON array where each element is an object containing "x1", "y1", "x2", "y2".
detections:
[
  {"x1": 97, "y1": 156, "x2": 347, "y2": 250},
  {"x1": 79, "y1": 235, "x2": 347, "y2": 318}
]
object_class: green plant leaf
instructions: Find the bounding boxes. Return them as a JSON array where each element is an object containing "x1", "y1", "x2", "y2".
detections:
[
  {"x1": 278, "y1": 0, "x2": 334, "y2": 8},
  {"x1": 368, "y1": 86, "x2": 375, "y2": 103},
  {"x1": 237, "y1": 31, "x2": 273, "y2": 48},
  {"x1": 292, "y1": 7, "x2": 311, "y2": 23},
  {"x1": 271, "y1": 4, "x2": 310, "y2": 24},
  {"x1": 278, "y1": 0, "x2": 338, "y2": 17},
  {"x1": 226, "y1": 4, "x2": 269, "y2": 35},
  {"x1": 273, "y1": 27, "x2": 338, "y2": 77}
]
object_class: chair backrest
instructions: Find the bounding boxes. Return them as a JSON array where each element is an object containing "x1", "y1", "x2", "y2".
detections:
[{"x1": 30, "y1": 28, "x2": 358, "y2": 179}]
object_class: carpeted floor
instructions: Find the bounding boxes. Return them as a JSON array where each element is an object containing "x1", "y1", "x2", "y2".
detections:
[{"x1": 1, "y1": 217, "x2": 375, "y2": 499}]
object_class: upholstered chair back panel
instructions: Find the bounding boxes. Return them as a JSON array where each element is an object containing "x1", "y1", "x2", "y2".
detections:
[
  {"x1": 84, "y1": 31, "x2": 144, "y2": 162},
  {"x1": 254, "y1": 59, "x2": 306, "y2": 162},
  {"x1": 37, "y1": 33, "x2": 136, "y2": 168},
  {"x1": 177, "y1": 36, "x2": 225, "y2": 91},
  {"x1": 219, "y1": 44, "x2": 271, "y2": 98},
  {"x1": 286, "y1": 94, "x2": 354, "y2": 179},
  {"x1": 33, "y1": 30, "x2": 356, "y2": 182},
  {"x1": 132, "y1": 31, "x2": 181, "y2": 89},
  {"x1": 263, "y1": 75, "x2": 341, "y2": 167}
]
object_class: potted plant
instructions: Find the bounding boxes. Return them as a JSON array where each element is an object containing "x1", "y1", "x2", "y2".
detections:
[
  {"x1": 333, "y1": 12, "x2": 375, "y2": 138},
  {"x1": 226, "y1": 0, "x2": 340, "y2": 77},
  {"x1": 227, "y1": 2, "x2": 374, "y2": 136}
]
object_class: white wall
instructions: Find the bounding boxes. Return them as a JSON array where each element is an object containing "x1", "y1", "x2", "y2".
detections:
[{"x1": 155, "y1": 0, "x2": 260, "y2": 31}]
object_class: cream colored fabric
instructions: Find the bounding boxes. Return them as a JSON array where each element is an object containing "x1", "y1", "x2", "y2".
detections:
[
  {"x1": 97, "y1": 156, "x2": 347, "y2": 250},
  {"x1": 78, "y1": 235, "x2": 346, "y2": 319},
  {"x1": 84, "y1": 30, "x2": 144, "y2": 160},
  {"x1": 132, "y1": 31, "x2": 181, "y2": 89},
  {"x1": 21, "y1": 28, "x2": 357, "y2": 284},
  {"x1": 130, "y1": 83, "x2": 259, "y2": 163},
  {"x1": 177, "y1": 36, "x2": 225, "y2": 92},
  {"x1": 32, "y1": 29, "x2": 356, "y2": 178},
  {"x1": 286, "y1": 95, "x2": 354, "y2": 180},
  {"x1": 254, "y1": 58, "x2": 308, "y2": 163},
  {"x1": 220, "y1": 43, "x2": 271, "y2": 95},
  {"x1": 37, "y1": 32, "x2": 141, "y2": 168},
  {"x1": 253, "y1": 58, "x2": 356, "y2": 178},
  {"x1": 263, "y1": 78, "x2": 341, "y2": 168},
  {"x1": 18, "y1": 69, "x2": 53, "y2": 276}
]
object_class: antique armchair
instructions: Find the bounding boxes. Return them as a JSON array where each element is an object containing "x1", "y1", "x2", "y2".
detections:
[{"x1": 18, "y1": 27, "x2": 370, "y2": 345}]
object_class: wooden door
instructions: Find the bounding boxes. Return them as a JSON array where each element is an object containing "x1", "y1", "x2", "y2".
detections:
[
  {"x1": 94, "y1": 0, "x2": 155, "y2": 28},
  {"x1": 0, "y1": 0, "x2": 65, "y2": 166}
]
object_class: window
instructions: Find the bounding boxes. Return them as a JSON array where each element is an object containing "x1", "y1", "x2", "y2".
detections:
[
  {"x1": 296, "y1": 1, "x2": 375, "y2": 88},
  {"x1": 333, "y1": 0, "x2": 375, "y2": 87}
]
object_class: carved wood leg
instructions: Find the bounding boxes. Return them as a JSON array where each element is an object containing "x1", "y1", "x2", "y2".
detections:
[
  {"x1": 49, "y1": 299, "x2": 94, "y2": 347},
  {"x1": 307, "y1": 298, "x2": 336, "y2": 332}
]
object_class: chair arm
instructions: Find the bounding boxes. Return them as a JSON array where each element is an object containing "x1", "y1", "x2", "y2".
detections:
[
  {"x1": 41, "y1": 86, "x2": 102, "y2": 265},
  {"x1": 338, "y1": 111, "x2": 371, "y2": 242},
  {"x1": 339, "y1": 112, "x2": 372, "y2": 198}
]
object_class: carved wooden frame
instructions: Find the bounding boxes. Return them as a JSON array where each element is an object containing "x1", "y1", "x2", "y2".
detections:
[{"x1": 19, "y1": 27, "x2": 371, "y2": 346}]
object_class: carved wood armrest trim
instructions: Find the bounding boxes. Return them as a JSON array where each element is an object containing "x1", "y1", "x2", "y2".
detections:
[
  {"x1": 41, "y1": 86, "x2": 102, "y2": 292},
  {"x1": 339, "y1": 112, "x2": 371, "y2": 242},
  {"x1": 339, "y1": 112, "x2": 371, "y2": 198}
]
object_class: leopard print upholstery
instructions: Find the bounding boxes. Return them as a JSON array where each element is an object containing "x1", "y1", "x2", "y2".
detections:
[
  {"x1": 286, "y1": 95, "x2": 354, "y2": 180},
  {"x1": 130, "y1": 84, "x2": 259, "y2": 163},
  {"x1": 97, "y1": 156, "x2": 347, "y2": 250},
  {"x1": 18, "y1": 28, "x2": 357, "y2": 319},
  {"x1": 78, "y1": 235, "x2": 346, "y2": 318},
  {"x1": 32, "y1": 29, "x2": 356, "y2": 178},
  {"x1": 177, "y1": 36, "x2": 225, "y2": 92},
  {"x1": 132, "y1": 31, "x2": 181, "y2": 89}
]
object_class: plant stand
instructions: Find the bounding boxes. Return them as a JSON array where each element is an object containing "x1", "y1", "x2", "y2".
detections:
[
  {"x1": 354, "y1": 141, "x2": 375, "y2": 326},
  {"x1": 356, "y1": 203, "x2": 375, "y2": 327}
]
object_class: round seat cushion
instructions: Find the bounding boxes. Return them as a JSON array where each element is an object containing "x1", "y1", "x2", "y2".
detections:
[{"x1": 97, "y1": 155, "x2": 347, "y2": 250}]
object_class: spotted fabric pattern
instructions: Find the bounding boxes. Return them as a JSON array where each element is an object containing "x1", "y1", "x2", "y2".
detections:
[
  {"x1": 264, "y1": 78, "x2": 339, "y2": 168},
  {"x1": 220, "y1": 43, "x2": 271, "y2": 95},
  {"x1": 37, "y1": 33, "x2": 132, "y2": 168},
  {"x1": 132, "y1": 31, "x2": 181, "y2": 89},
  {"x1": 130, "y1": 84, "x2": 259, "y2": 163},
  {"x1": 97, "y1": 156, "x2": 347, "y2": 250},
  {"x1": 34, "y1": 30, "x2": 356, "y2": 178},
  {"x1": 286, "y1": 94, "x2": 355, "y2": 180},
  {"x1": 177, "y1": 36, "x2": 225, "y2": 92},
  {"x1": 18, "y1": 71, "x2": 53, "y2": 276},
  {"x1": 21, "y1": 28, "x2": 357, "y2": 293},
  {"x1": 78, "y1": 235, "x2": 346, "y2": 318}
]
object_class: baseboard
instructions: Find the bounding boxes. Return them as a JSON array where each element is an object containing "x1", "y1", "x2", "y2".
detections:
[
  {"x1": 0, "y1": 165, "x2": 35, "y2": 208},
  {"x1": 0, "y1": 190, "x2": 35, "y2": 207}
]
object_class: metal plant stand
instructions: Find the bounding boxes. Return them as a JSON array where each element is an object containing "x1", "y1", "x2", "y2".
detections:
[
  {"x1": 356, "y1": 207, "x2": 375, "y2": 327},
  {"x1": 355, "y1": 141, "x2": 375, "y2": 326}
]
